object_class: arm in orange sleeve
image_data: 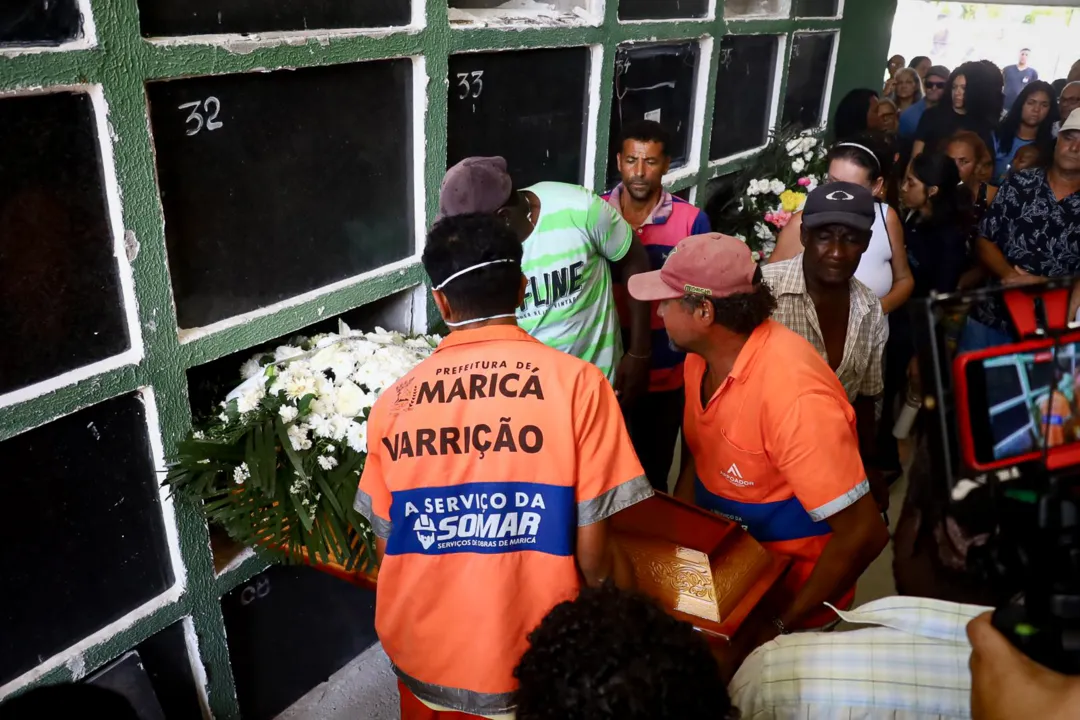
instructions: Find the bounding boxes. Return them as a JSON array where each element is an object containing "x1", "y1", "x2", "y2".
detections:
[
  {"x1": 354, "y1": 403, "x2": 393, "y2": 567},
  {"x1": 572, "y1": 367, "x2": 652, "y2": 588},
  {"x1": 767, "y1": 392, "x2": 889, "y2": 630}
]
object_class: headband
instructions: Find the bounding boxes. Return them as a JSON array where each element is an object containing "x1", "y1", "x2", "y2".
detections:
[
  {"x1": 832, "y1": 142, "x2": 881, "y2": 170},
  {"x1": 432, "y1": 259, "x2": 517, "y2": 292}
]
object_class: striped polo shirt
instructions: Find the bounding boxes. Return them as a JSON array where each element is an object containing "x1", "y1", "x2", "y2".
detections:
[
  {"x1": 516, "y1": 182, "x2": 636, "y2": 383},
  {"x1": 604, "y1": 185, "x2": 711, "y2": 392}
]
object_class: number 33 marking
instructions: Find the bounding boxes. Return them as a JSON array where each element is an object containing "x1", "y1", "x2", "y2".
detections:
[
  {"x1": 456, "y1": 71, "x2": 484, "y2": 99},
  {"x1": 179, "y1": 96, "x2": 223, "y2": 136}
]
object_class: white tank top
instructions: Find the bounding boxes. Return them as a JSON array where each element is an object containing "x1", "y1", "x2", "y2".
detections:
[{"x1": 854, "y1": 201, "x2": 893, "y2": 299}]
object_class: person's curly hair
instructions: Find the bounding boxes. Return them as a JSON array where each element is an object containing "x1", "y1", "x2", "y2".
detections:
[
  {"x1": 513, "y1": 583, "x2": 735, "y2": 720},
  {"x1": 679, "y1": 268, "x2": 777, "y2": 335}
]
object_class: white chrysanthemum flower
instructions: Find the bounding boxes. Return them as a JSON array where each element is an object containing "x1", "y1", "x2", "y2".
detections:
[
  {"x1": 751, "y1": 250, "x2": 762, "y2": 262},
  {"x1": 334, "y1": 380, "x2": 371, "y2": 418},
  {"x1": 325, "y1": 444, "x2": 335, "y2": 453},
  {"x1": 317, "y1": 455, "x2": 338, "y2": 471},
  {"x1": 240, "y1": 357, "x2": 264, "y2": 380},
  {"x1": 279, "y1": 405, "x2": 299, "y2": 423},
  {"x1": 806, "y1": 176, "x2": 819, "y2": 193},
  {"x1": 345, "y1": 421, "x2": 367, "y2": 453},
  {"x1": 192, "y1": 430, "x2": 205, "y2": 440},
  {"x1": 308, "y1": 413, "x2": 334, "y2": 439},
  {"x1": 283, "y1": 372, "x2": 317, "y2": 401},
  {"x1": 314, "y1": 374, "x2": 334, "y2": 397},
  {"x1": 218, "y1": 412, "x2": 229, "y2": 423},
  {"x1": 769, "y1": 179, "x2": 786, "y2": 195},
  {"x1": 804, "y1": 151, "x2": 814, "y2": 162},
  {"x1": 233, "y1": 462, "x2": 250, "y2": 485},
  {"x1": 791, "y1": 158, "x2": 806, "y2": 174},
  {"x1": 329, "y1": 414, "x2": 352, "y2": 441},
  {"x1": 762, "y1": 239, "x2": 777, "y2": 258},
  {"x1": 275, "y1": 345, "x2": 303, "y2": 362},
  {"x1": 236, "y1": 386, "x2": 265, "y2": 415},
  {"x1": 287, "y1": 424, "x2": 312, "y2": 451},
  {"x1": 309, "y1": 398, "x2": 331, "y2": 418},
  {"x1": 754, "y1": 222, "x2": 774, "y2": 241}
]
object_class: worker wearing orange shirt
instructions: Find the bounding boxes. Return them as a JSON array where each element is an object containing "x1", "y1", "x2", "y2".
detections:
[
  {"x1": 1038, "y1": 388, "x2": 1071, "y2": 448},
  {"x1": 628, "y1": 233, "x2": 888, "y2": 648},
  {"x1": 355, "y1": 213, "x2": 652, "y2": 720}
]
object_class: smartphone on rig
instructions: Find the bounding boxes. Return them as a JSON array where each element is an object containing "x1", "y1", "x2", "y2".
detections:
[{"x1": 916, "y1": 279, "x2": 1080, "y2": 674}]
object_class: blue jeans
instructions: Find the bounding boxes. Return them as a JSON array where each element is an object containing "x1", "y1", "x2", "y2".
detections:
[{"x1": 958, "y1": 319, "x2": 1013, "y2": 353}]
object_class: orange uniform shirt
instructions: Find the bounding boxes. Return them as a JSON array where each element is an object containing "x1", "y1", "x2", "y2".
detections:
[
  {"x1": 683, "y1": 320, "x2": 869, "y2": 627},
  {"x1": 355, "y1": 325, "x2": 650, "y2": 717},
  {"x1": 1039, "y1": 391, "x2": 1070, "y2": 448}
]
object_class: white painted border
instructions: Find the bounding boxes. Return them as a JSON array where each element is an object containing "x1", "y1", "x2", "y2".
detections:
[
  {"x1": 0, "y1": 83, "x2": 145, "y2": 412},
  {"x1": 811, "y1": 28, "x2": 842, "y2": 133},
  {"x1": 723, "y1": 0, "x2": 791, "y2": 21},
  {"x1": 0, "y1": 0, "x2": 97, "y2": 56},
  {"x1": 412, "y1": 55, "x2": 429, "y2": 257},
  {"x1": 617, "y1": 0, "x2": 715, "y2": 25},
  {"x1": 664, "y1": 35, "x2": 711, "y2": 185},
  {"x1": 145, "y1": 24, "x2": 423, "y2": 52},
  {"x1": 176, "y1": 256, "x2": 423, "y2": 344},
  {"x1": 708, "y1": 33, "x2": 788, "y2": 168},
  {"x1": 0, "y1": 388, "x2": 186, "y2": 702},
  {"x1": 181, "y1": 616, "x2": 212, "y2": 720},
  {"x1": 583, "y1": 44, "x2": 605, "y2": 190}
]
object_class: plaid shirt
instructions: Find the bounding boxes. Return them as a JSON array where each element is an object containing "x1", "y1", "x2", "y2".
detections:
[
  {"x1": 730, "y1": 596, "x2": 990, "y2": 720},
  {"x1": 762, "y1": 255, "x2": 886, "y2": 402}
]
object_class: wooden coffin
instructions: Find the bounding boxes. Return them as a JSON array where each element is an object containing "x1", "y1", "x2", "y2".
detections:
[{"x1": 610, "y1": 493, "x2": 789, "y2": 642}]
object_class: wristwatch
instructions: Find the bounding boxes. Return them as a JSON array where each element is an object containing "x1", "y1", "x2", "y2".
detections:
[{"x1": 772, "y1": 617, "x2": 791, "y2": 635}]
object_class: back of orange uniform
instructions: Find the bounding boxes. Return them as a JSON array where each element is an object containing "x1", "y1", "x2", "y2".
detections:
[
  {"x1": 355, "y1": 325, "x2": 651, "y2": 717},
  {"x1": 1039, "y1": 390, "x2": 1071, "y2": 448}
]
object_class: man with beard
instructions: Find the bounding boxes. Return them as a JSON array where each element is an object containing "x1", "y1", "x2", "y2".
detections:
[{"x1": 603, "y1": 121, "x2": 711, "y2": 492}]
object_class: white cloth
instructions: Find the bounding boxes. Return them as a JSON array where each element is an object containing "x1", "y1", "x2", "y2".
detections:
[
  {"x1": 729, "y1": 595, "x2": 990, "y2": 720},
  {"x1": 853, "y1": 201, "x2": 893, "y2": 299}
]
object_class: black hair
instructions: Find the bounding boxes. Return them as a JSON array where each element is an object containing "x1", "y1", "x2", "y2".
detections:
[
  {"x1": 0, "y1": 684, "x2": 140, "y2": 719},
  {"x1": 831, "y1": 88, "x2": 879, "y2": 142},
  {"x1": 681, "y1": 267, "x2": 776, "y2": 335},
  {"x1": 827, "y1": 133, "x2": 889, "y2": 183},
  {"x1": 620, "y1": 119, "x2": 672, "y2": 157},
  {"x1": 964, "y1": 61, "x2": 1006, "y2": 124},
  {"x1": 909, "y1": 150, "x2": 974, "y2": 230},
  {"x1": 908, "y1": 55, "x2": 931, "y2": 70},
  {"x1": 1051, "y1": 78, "x2": 1069, "y2": 97},
  {"x1": 423, "y1": 213, "x2": 524, "y2": 320},
  {"x1": 995, "y1": 80, "x2": 1059, "y2": 158},
  {"x1": 514, "y1": 583, "x2": 734, "y2": 720}
]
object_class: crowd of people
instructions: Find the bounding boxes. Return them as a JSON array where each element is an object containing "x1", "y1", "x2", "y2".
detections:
[
  {"x1": 345, "y1": 48, "x2": 1080, "y2": 715},
  {"x1": 350, "y1": 44, "x2": 1080, "y2": 716},
  {"x1": 10, "y1": 50, "x2": 1078, "y2": 720}
]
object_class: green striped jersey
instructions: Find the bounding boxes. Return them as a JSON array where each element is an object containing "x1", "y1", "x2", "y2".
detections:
[{"x1": 518, "y1": 182, "x2": 634, "y2": 382}]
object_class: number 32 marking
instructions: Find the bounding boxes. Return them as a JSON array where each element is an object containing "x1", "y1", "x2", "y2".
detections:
[
  {"x1": 456, "y1": 71, "x2": 484, "y2": 99},
  {"x1": 179, "y1": 96, "x2": 223, "y2": 136}
]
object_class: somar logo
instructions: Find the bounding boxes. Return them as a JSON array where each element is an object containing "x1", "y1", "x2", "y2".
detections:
[
  {"x1": 413, "y1": 514, "x2": 437, "y2": 549},
  {"x1": 721, "y1": 462, "x2": 754, "y2": 487}
]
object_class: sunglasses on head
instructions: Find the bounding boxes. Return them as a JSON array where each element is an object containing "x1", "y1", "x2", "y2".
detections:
[{"x1": 926, "y1": 81, "x2": 947, "y2": 89}]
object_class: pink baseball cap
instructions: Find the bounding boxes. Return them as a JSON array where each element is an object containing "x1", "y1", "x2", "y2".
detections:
[{"x1": 627, "y1": 233, "x2": 757, "y2": 302}]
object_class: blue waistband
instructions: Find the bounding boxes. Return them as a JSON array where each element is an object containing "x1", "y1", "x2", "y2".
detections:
[{"x1": 694, "y1": 477, "x2": 830, "y2": 543}]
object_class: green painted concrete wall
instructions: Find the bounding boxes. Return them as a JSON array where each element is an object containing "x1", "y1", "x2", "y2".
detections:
[{"x1": 0, "y1": 0, "x2": 897, "y2": 716}]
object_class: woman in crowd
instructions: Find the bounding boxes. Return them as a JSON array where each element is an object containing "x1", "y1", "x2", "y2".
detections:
[
  {"x1": 901, "y1": 152, "x2": 974, "y2": 299},
  {"x1": 889, "y1": 67, "x2": 924, "y2": 114},
  {"x1": 912, "y1": 62, "x2": 999, "y2": 159},
  {"x1": 946, "y1": 130, "x2": 997, "y2": 223},
  {"x1": 909, "y1": 56, "x2": 932, "y2": 80},
  {"x1": 991, "y1": 80, "x2": 1058, "y2": 184},
  {"x1": 831, "y1": 88, "x2": 884, "y2": 142},
  {"x1": 875, "y1": 152, "x2": 974, "y2": 478},
  {"x1": 768, "y1": 137, "x2": 913, "y2": 314},
  {"x1": 877, "y1": 97, "x2": 900, "y2": 136}
]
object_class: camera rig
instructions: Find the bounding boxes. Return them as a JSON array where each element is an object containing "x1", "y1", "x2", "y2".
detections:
[{"x1": 914, "y1": 279, "x2": 1080, "y2": 674}]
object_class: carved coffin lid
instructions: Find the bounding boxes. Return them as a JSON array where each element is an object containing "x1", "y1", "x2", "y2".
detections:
[{"x1": 610, "y1": 493, "x2": 789, "y2": 641}]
